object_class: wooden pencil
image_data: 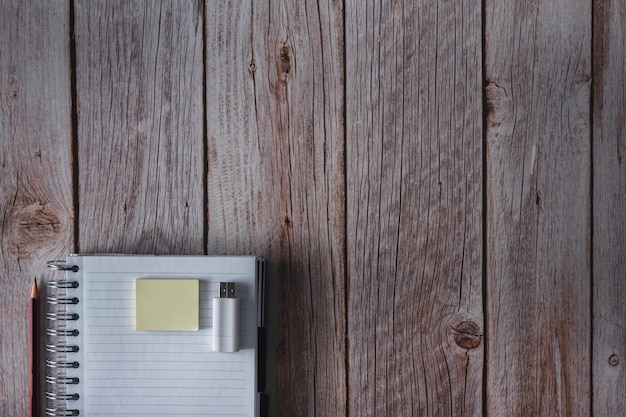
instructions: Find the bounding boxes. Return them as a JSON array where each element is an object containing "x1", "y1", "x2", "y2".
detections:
[{"x1": 31, "y1": 280, "x2": 39, "y2": 417}]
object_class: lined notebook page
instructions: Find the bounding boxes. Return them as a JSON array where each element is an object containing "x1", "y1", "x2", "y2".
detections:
[{"x1": 64, "y1": 256, "x2": 259, "y2": 417}]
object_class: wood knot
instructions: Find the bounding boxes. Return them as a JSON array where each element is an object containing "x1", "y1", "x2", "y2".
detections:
[
  {"x1": 7, "y1": 74, "x2": 19, "y2": 100},
  {"x1": 609, "y1": 354, "x2": 620, "y2": 366},
  {"x1": 248, "y1": 61, "x2": 256, "y2": 74},
  {"x1": 452, "y1": 321, "x2": 481, "y2": 349},
  {"x1": 5, "y1": 200, "x2": 67, "y2": 257},
  {"x1": 17, "y1": 204, "x2": 62, "y2": 236},
  {"x1": 279, "y1": 45, "x2": 291, "y2": 74},
  {"x1": 485, "y1": 80, "x2": 508, "y2": 129}
]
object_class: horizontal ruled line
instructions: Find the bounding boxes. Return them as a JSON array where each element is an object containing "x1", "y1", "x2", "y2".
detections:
[
  {"x1": 88, "y1": 377, "x2": 245, "y2": 381},
  {"x1": 84, "y1": 411, "x2": 245, "y2": 417},
  {"x1": 87, "y1": 359, "x2": 244, "y2": 363},
  {"x1": 85, "y1": 342, "x2": 208, "y2": 345},
  {"x1": 88, "y1": 394, "x2": 244, "y2": 398}
]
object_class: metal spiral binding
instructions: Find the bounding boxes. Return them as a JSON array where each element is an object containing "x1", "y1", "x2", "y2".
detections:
[
  {"x1": 46, "y1": 328, "x2": 79, "y2": 337},
  {"x1": 47, "y1": 260, "x2": 79, "y2": 272},
  {"x1": 46, "y1": 376, "x2": 79, "y2": 385},
  {"x1": 46, "y1": 392, "x2": 80, "y2": 401},
  {"x1": 47, "y1": 297, "x2": 79, "y2": 305},
  {"x1": 45, "y1": 360, "x2": 79, "y2": 369},
  {"x1": 45, "y1": 408, "x2": 79, "y2": 416},
  {"x1": 48, "y1": 280, "x2": 79, "y2": 289},
  {"x1": 46, "y1": 344, "x2": 79, "y2": 353},
  {"x1": 45, "y1": 260, "x2": 80, "y2": 417},
  {"x1": 47, "y1": 312, "x2": 79, "y2": 321}
]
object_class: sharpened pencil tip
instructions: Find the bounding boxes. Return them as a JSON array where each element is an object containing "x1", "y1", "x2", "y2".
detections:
[{"x1": 31, "y1": 279, "x2": 38, "y2": 299}]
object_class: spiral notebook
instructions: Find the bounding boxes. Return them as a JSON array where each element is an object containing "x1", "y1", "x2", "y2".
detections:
[{"x1": 45, "y1": 255, "x2": 266, "y2": 417}]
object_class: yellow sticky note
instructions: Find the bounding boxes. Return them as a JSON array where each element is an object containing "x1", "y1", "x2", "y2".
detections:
[{"x1": 135, "y1": 279, "x2": 199, "y2": 331}]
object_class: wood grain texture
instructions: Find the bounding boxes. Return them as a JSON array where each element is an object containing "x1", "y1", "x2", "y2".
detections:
[
  {"x1": 485, "y1": 0, "x2": 591, "y2": 415},
  {"x1": 592, "y1": 0, "x2": 626, "y2": 414},
  {"x1": 4, "y1": 2, "x2": 626, "y2": 417},
  {"x1": 74, "y1": 0, "x2": 205, "y2": 254},
  {"x1": 0, "y1": 1, "x2": 73, "y2": 416},
  {"x1": 346, "y1": 1, "x2": 483, "y2": 415},
  {"x1": 205, "y1": 1, "x2": 346, "y2": 416}
]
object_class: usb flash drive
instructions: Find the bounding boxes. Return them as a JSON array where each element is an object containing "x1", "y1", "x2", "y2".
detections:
[{"x1": 212, "y1": 282, "x2": 240, "y2": 352}]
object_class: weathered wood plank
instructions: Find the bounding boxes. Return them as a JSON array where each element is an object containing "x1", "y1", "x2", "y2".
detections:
[
  {"x1": 346, "y1": 1, "x2": 483, "y2": 415},
  {"x1": 74, "y1": 0, "x2": 204, "y2": 254},
  {"x1": 592, "y1": 0, "x2": 626, "y2": 415},
  {"x1": 0, "y1": 1, "x2": 73, "y2": 416},
  {"x1": 485, "y1": 0, "x2": 591, "y2": 415},
  {"x1": 205, "y1": 1, "x2": 346, "y2": 416}
]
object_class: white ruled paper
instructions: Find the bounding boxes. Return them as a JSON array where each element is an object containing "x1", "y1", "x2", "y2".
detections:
[{"x1": 61, "y1": 255, "x2": 261, "y2": 417}]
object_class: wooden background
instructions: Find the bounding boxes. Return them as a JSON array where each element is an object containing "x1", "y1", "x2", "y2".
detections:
[{"x1": 0, "y1": 0, "x2": 623, "y2": 416}]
